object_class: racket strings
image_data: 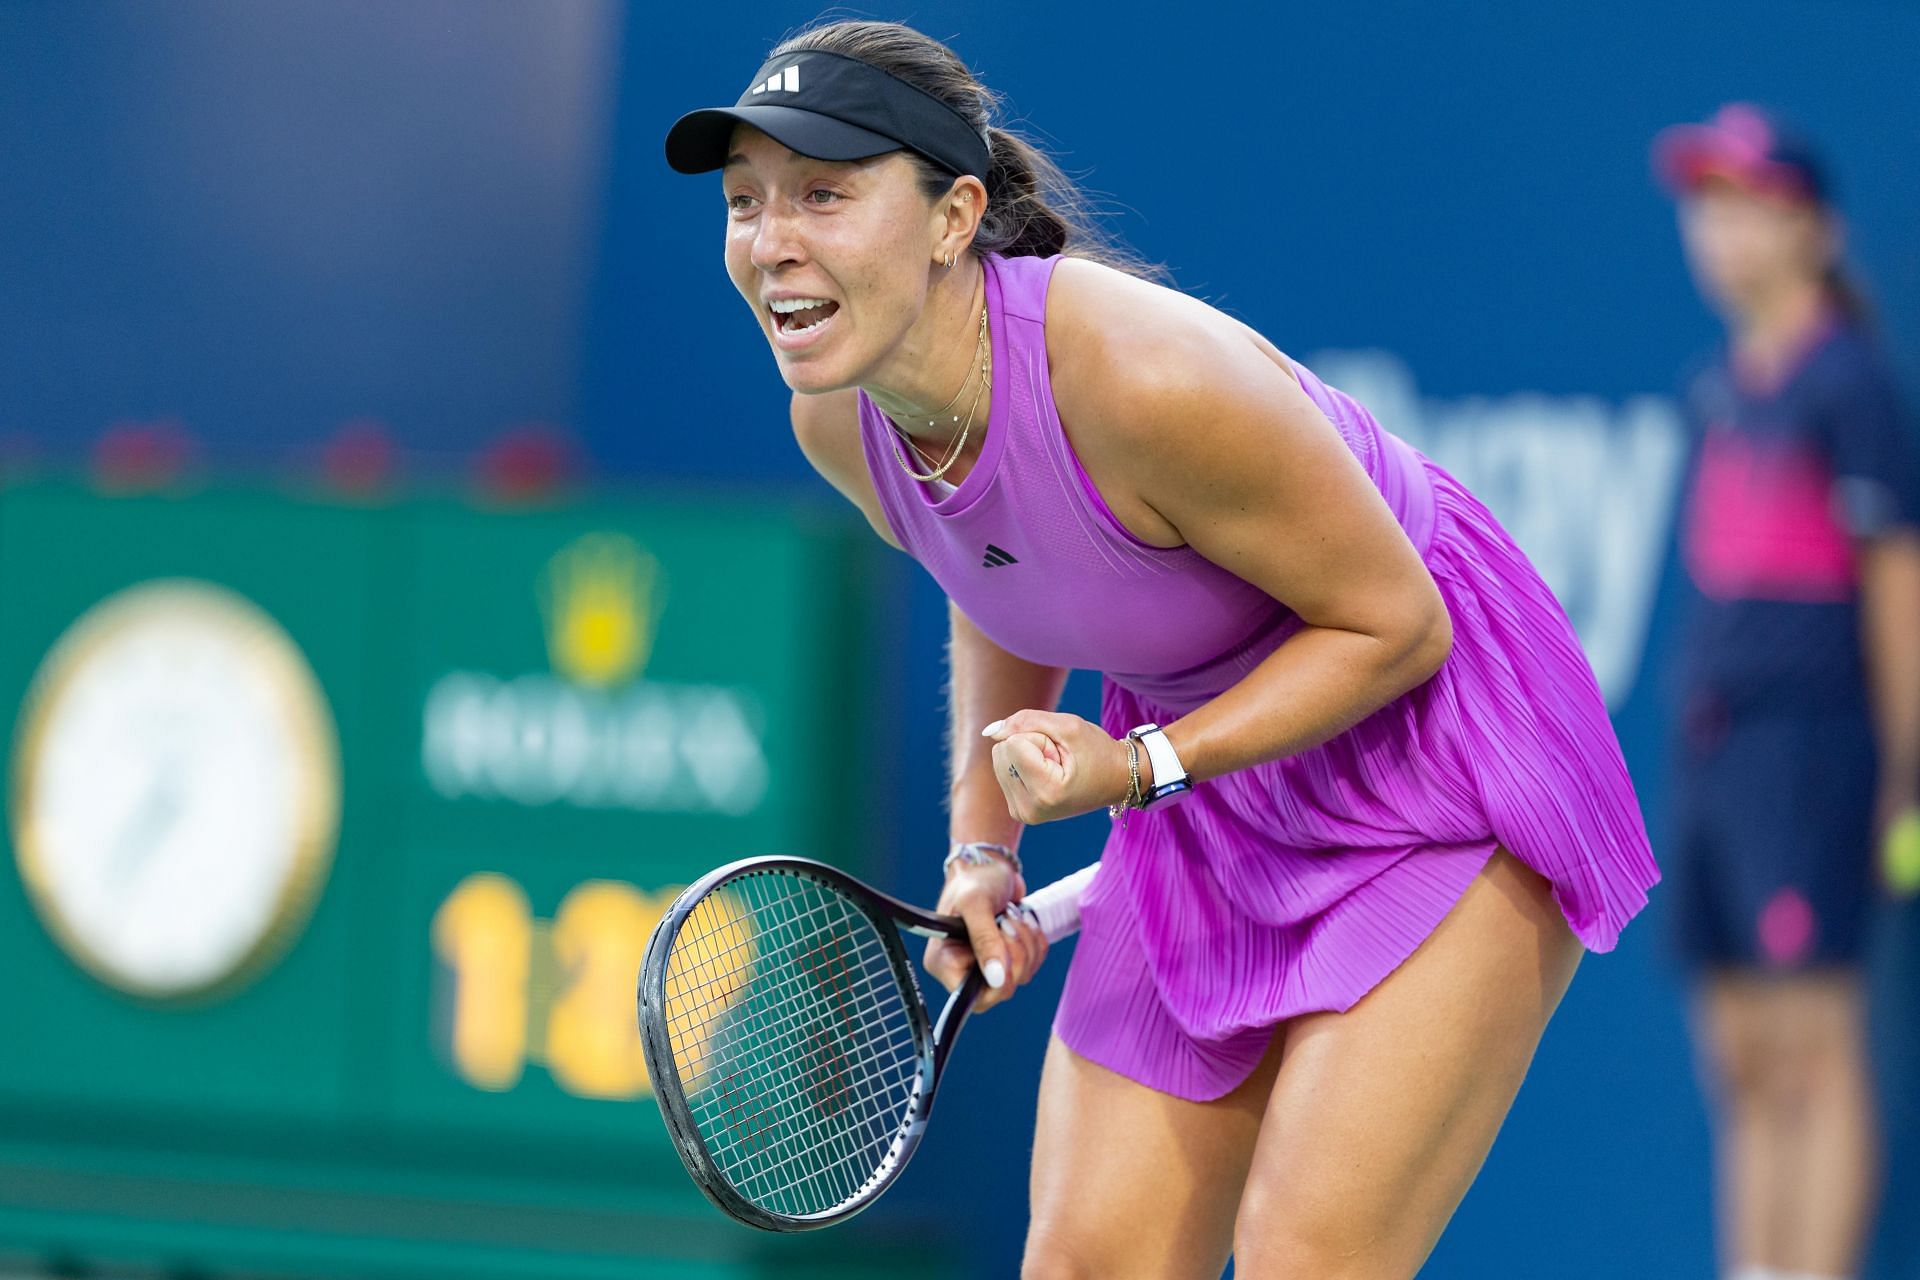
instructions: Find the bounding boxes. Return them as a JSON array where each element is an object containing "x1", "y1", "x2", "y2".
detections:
[
  {"x1": 695, "y1": 975, "x2": 916, "y2": 1177},
  {"x1": 658, "y1": 871, "x2": 925, "y2": 1217},
  {"x1": 695, "y1": 890, "x2": 915, "y2": 1206},
  {"x1": 670, "y1": 944, "x2": 911, "y2": 1099},
  {"x1": 685, "y1": 980, "x2": 913, "y2": 1122},
  {"x1": 689, "y1": 886, "x2": 919, "y2": 1213},
  {"x1": 721, "y1": 1012, "x2": 920, "y2": 1175},
  {"x1": 664, "y1": 892, "x2": 901, "y2": 1084}
]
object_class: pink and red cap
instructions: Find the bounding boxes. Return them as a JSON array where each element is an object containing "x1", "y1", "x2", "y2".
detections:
[{"x1": 1653, "y1": 103, "x2": 1829, "y2": 206}]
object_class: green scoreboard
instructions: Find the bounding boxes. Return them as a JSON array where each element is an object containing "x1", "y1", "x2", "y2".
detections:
[{"x1": 0, "y1": 483, "x2": 940, "y2": 1278}]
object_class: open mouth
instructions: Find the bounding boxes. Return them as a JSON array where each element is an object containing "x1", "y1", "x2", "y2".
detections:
[{"x1": 768, "y1": 297, "x2": 840, "y2": 337}]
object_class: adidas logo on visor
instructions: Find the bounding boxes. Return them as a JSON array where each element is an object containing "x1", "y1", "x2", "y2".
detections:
[
  {"x1": 750, "y1": 65, "x2": 800, "y2": 95},
  {"x1": 982, "y1": 544, "x2": 1018, "y2": 568}
]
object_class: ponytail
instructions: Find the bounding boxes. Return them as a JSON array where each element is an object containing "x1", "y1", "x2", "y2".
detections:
[
  {"x1": 1824, "y1": 261, "x2": 1875, "y2": 330},
  {"x1": 977, "y1": 127, "x2": 1069, "y2": 260}
]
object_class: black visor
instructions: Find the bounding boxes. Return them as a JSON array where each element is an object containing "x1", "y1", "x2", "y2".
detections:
[{"x1": 665, "y1": 49, "x2": 991, "y2": 179}]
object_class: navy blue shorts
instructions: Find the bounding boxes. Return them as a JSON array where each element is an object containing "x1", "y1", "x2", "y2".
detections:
[{"x1": 1667, "y1": 699, "x2": 1876, "y2": 971}]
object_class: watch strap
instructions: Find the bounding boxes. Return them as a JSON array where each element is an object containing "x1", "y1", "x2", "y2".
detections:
[{"x1": 1128, "y1": 723, "x2": 1194, "y2": 807}]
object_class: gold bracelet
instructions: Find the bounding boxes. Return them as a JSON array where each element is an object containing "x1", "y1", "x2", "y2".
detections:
[{"x1": 1108, "y1": 736, "x2": 1143, "y2": 821}]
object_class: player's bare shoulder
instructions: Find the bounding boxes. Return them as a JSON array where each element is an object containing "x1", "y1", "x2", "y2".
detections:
[
  {"x1": 1041, "y1": 258, "x2": 1304, "y2": 547},
  {"x1": 1043, "y1": 258, "x2": 1295, "y2": 449},
  {"x1": 790, "y1": 389, "x2": 902, "y2": 550}
]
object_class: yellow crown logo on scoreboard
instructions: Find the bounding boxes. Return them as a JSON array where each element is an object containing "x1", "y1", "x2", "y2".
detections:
[{"x1": 538, "y1": 532, "x2": 663, "y2": 688}]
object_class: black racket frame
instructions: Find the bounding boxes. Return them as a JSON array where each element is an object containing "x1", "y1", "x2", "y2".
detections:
[{"x1": 637, "y1": 855, "x2": 986, "y2": 1232}]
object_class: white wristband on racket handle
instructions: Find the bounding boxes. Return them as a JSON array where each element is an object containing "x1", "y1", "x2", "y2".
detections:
[{"x1": 1002, "y1": 862, "x2": 1100, "y2": 943}]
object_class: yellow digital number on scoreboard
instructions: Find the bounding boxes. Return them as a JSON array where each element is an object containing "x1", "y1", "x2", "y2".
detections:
[{"x1": 431, "y1": 873, "x2": 677, "y2": 1100}]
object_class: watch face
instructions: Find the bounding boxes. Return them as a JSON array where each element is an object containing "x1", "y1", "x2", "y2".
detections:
[{"x1": 10, "y1": 580, "x2": 341, "y2": 1001}]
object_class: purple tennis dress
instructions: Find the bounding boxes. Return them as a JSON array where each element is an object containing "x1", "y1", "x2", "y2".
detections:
[{"x1": 857, "y1": 252, "x2": 1659, "y2": 1101}]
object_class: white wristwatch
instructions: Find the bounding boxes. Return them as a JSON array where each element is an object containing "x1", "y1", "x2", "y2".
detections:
[{"x1": 1128, "y1": 723, "x2": 1194, "y2": 808}]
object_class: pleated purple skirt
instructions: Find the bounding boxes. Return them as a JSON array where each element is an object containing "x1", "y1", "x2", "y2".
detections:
[{"x1": 1054, "y1": 455, "x2": 1660, "y2": 1101}]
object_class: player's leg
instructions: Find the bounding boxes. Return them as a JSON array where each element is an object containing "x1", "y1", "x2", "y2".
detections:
[
  {"x1": 1703, "y1": 970, "x2": 1878, "y2": 1278},
  {"x1": 1231, "y1": 849, "x2": 1583, "y2": 1279},
  {"x1": 1780, "y1": 971, "x2": 1878, "y2": 1276},
  {"x1": 1021, "y1": 1033, "x2": 1281, "y2": 1280},
  {"x1": 1697, "y1": 973, "x2": 1801, "y2": 1269}
]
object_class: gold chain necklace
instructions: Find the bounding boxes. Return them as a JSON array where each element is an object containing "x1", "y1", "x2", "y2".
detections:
[{"x1": 886, "y1": 298, "x2": 990, "y2": 484}]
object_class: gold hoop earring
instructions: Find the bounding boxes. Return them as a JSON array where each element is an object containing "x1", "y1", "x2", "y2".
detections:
[{"x1": 943, "y1": 252, "x2": 956, "y2": 269}]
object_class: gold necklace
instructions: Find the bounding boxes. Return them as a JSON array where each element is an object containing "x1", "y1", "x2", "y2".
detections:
[
  {"x1": 909, "y1": 304, "x2": 983, "y2": 427},
  {"x1": 887, "y1": 299, "x2": 990, "y2": 484},
  {"x1": 896, "y1": 364, "x2": 986, "y2": 481}
]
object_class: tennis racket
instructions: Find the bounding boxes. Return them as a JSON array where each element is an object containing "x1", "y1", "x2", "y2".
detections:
[{"x1": 637, "y1": 856, "x2": 1098, "y2": 1231}]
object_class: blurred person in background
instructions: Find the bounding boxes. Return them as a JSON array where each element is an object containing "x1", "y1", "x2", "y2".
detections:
[{"x1": 1655, "y1": 103, "x2": 1920, "y2": 1280}]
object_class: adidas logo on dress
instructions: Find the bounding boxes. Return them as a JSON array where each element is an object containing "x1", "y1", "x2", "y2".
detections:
[
  {"x1": 982, "y1": 544, "x2": 1018, "y2": 568},
  {"x1": 750, "y1": 65, "x2": 800, "y2": 95}
]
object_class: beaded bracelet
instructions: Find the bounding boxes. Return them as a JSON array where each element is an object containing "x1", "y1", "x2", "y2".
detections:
[{"x1": 943, "y1": 840, "x2": 1021, "y2": 877}]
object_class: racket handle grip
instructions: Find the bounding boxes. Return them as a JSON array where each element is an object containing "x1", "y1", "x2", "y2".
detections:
[{"x1": 1015, "y1": 862, "x2": 1100, "y2": 942}]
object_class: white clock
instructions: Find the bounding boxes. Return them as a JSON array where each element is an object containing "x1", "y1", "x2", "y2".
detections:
[{"x1": 10, "y1": 579, "x2": 341, "y2": 1001}]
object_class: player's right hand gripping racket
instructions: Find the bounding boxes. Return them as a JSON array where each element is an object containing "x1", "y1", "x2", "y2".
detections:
[{"x1": 637, "y1": 856, "x2": 1098, "y2": 1231}]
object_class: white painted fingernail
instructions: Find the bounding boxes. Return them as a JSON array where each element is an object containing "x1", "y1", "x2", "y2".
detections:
[
  {"x1": 983, "y1": 958, "x2": 1006, "y2": 989},
  {"x1": 981, "y1": 720, "x2": 1005, "y2": 737},
  {"x1": 998, "y1": 915, "x2": 1018, "y2": 938}
]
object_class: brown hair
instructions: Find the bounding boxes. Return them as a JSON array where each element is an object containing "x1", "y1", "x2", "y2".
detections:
[
  {"x1": 770, "y1": 20, "x2": 1161, "y2": 279},
  {"x1": 1798, "y1": 196, "x2": 1874, "y2": 329},
  {"x1": 1823, "y1": 261, "x2": 1875, "y2": 329}
]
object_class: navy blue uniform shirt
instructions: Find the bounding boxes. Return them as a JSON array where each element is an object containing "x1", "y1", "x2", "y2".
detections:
[{"x1": 1677, "y1": 317, "x2": 1920, "y2": 714}]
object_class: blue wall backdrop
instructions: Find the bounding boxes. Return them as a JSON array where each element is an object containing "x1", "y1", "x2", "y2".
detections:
[
  {"x1": 0, "y1": 0, "x2": 621, "y2": 464},
  {"x1": 5, "y1": 2, "x2": 1920, "y2": 1277}
]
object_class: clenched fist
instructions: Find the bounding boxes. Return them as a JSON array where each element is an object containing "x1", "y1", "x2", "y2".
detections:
[{"x1": 982, "y1": 709, "x2": 1133, "y2": 825}]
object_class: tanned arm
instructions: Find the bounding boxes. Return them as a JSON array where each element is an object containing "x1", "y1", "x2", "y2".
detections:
[
  {"x1": 986, "y1": 260, "x2": 1451, "y2": 821},
  {"x1": 789, "y1": 385, "x2": 1059, "y2": 1005},
  {"x1": 789, "y1": 388, "x2": 902, "y2": 551},
  {"x1": 1862, "y1": 530, "x2": 1920, "y2": 830}
]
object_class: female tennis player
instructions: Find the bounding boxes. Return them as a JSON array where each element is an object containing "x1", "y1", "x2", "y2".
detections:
[
  {"x1": 667, "y1": 21, "x2": 1658, "y2": 1276},
  {"x1": 1654, "y1": 104, "x2": 1920, "y2": 1280}
]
